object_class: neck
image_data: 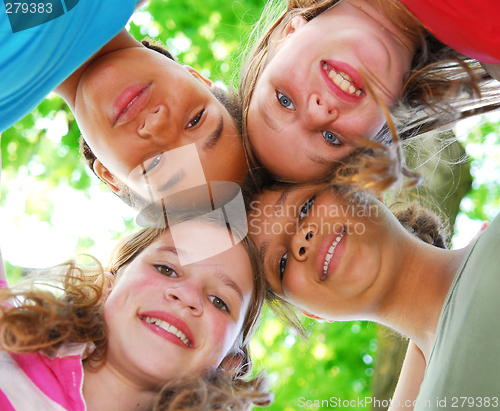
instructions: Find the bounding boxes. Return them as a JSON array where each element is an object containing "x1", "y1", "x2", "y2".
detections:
[
  {"x1": 83, "y1": 361, "x2": 158, "y2": 411},
  {"x1": 346, "y1": 0, "x2": 418, "y2": 56},
  {"x1": 55, "y1": 29, "x2": 141, "y2": 110},
  {"x1": 373, "y1": 236, "x2": 471, "y2": 360}
]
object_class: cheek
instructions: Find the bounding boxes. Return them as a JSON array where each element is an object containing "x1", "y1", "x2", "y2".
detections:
[
  {"x1": 203, "y1": 314, "x2": 239, "y2": 366},
  {"x1": 283, "y1": 264, "x2": 313, "y2": 305}
]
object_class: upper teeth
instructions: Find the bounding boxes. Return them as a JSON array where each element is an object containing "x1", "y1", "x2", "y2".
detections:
[
  {"x1": 322, "y1": 62, "x2": 363, "y2": 97},
  {"x1": 144, "y1": 316, "x2": 191, "y2": 346},
  {"x1": 322, "y1": 230, "x2": 345, "y2": 278}
]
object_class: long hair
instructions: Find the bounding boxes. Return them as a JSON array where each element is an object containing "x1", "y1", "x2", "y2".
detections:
[
  {"x1": 0, "y1": 225, "x2": 272, "y2": 410},
  {"x1": 238, "y1": 0, "x2": 500, "y2": 193}
]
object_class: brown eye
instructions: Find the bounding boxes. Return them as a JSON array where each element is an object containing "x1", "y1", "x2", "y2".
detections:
[
  {"x1": 209, "y1": 296, "x2": 228, "y2": 312},
  {"x1": 187, "y1": 109, "x2": 205, "y2": 128},
  {"x1": 279, "y1": 252, "x2": 288, "y2": 280},
  {"x1": 299, "y1": 197, "x2": 315, "y2": 220},
  {"x1": 155, "y1": 265, "x2": 177, "y2": 277}
]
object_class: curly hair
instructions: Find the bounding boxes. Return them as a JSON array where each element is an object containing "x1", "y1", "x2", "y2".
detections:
[
  {"x1": 0, "y1": 224, "x2": 272, "y2": 410},
  {"x1": 238, "y1": 0, "x2": 500, "y2": 194}
]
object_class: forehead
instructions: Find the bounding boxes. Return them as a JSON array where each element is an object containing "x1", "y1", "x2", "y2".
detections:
[{"x1": 142, "y1": 224, "x2": 253, "y2": 289}]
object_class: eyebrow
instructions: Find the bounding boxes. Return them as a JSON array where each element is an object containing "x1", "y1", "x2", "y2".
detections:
[
  {"x1": 214, "y1": 270, "x2": 244, "y2": 304},
  {"x1": 306, "y1": 150, "x2": 338, "y2": 166},
  {"x1": 202, "y1": 114, "x2": 224, "y2": 152},
  {"x1": 258, "y1": 100, "x2": 280, "y2": 132},
  {"x1": 259, "y1": 240, "x2": 269, "y2": 266},
  {"x1": 275, "y1": 189, "x2": 291, "y2": 208},
  {"x1": 151, "y1": 245, "x2": 189, "y2": 260}
]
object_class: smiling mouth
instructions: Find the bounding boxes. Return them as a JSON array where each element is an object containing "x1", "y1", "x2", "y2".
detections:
[
  {"x1": 141, "y1": 316, "x2": 191, "y2": 347},
  {"x1": 322, "y1": 228, "x2": 346, "y2": 280},
  {"x1": 322, "y1": 62, "x2": 363, "y2": 97}
]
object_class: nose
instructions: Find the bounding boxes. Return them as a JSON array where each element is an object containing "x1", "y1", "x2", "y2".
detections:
[
  {"x1": 290, "y1": 225, "x2": 317, "y2": 262},
  {"x1": 305, "y1": 93, "x2": 339, "y2": 127},
  {"x1": 164, "y1": 282, "x2": 204, "y2": 316},
  {"x1": 138, "y1": 104, "x2": 177, "y2": 141}
]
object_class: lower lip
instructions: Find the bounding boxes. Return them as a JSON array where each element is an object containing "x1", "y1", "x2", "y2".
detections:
[
  {"x1": 320, "y1": 60, "x2": 365, "y2": 104},
  {"x1": 113, "y1": 84, "x2": 151, "y2": 125},
  {"x1": 316, "y1": 229, "x2": 347, "y2": 281},
  {"x1": 140, "y1": 318, "x2": 192, "y2": 349}
]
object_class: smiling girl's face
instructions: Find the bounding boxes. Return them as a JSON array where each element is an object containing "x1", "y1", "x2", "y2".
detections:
[
  {"x1": 102, "y1": 222, "x2": 254, "y2": 389},
  {"x1": 248, "y1": 185, "x2": 402, "y2": 320},
  {"x1": 247, "y1": 0, "x2": 415, "y2": 180}
]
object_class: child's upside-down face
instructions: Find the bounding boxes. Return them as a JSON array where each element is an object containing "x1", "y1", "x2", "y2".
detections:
[
  {"x1": 74, "y1": 46, "x2": 248, "y2": 194},
  {"x1": 247, "y1": 0, "x2": 414, "y2": 180}
]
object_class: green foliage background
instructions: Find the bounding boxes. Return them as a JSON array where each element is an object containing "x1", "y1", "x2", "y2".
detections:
[{"x1": 1, "y1": 1, "x2": 499, "y2": 410}]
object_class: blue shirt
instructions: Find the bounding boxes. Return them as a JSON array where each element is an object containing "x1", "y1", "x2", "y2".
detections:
[{"x1": 0, "y1": 0, "x2": 138, "y2": 132}]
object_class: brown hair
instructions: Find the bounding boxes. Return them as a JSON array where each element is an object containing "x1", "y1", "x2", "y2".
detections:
[
  {"x1": 0, "y1": 224, "x2": 272, "y2": 410},
  {"x1": 238, "y1": 0, "x2": 500, "y2": 193}
]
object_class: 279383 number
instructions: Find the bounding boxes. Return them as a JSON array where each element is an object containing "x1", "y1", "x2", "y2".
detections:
[
  {"x1": 451, "y1": 397, "x2": 499, "y2": 407},
  {"x1": 5, "y1": 3, "x2": 53, "y2": 13}
]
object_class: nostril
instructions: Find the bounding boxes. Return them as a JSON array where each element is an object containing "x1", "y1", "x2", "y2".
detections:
[
  {"x1": 299, "y1": 247, "x2": 306, "y2": 256},
  {"x1": 305, "y1": 231, "x2": 313, "y2": 240},
  {"x1": 316, "y1": 99, "x2": 321, "y2": 105}
]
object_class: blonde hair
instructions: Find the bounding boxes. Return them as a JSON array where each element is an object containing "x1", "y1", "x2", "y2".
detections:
[
  {"x1": 238, "y1": 0, "x2": 500, "y2": 194},
  {"x1": 0, "y1": 225, "x2": 272, "y2": 410}
]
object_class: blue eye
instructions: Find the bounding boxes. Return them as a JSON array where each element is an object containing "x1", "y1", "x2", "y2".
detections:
[
  {"x1": 299, "y1": 197, "x2": 315, "y2": 219},
  {"x1": 279, "y1": 252, "x2": 288, "y2": 279},
  {"x1": 322, "y1": 130, "x2": 342, "y2": 145},
  {"x1": 277, "y1": 92, "x2": 295, "y2": 110}
]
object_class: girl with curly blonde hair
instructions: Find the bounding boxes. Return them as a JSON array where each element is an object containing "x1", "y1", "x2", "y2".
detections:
[{"x1": 0, "y1": 219, "x2": 271, "y2": 411}]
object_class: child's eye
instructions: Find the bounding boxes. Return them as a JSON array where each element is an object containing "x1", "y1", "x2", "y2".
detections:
[
  {"x1": 209, "y1": 296, "x2": 228, "y2": 312},
  {"x1": 155, "y1": 265, "x2": 178, "y2": 277},
  {"x1": 143, "y1": 154, "x2": 162, "y2": 174},
  {"x1": 322, "y1": 130, "x2": 342, "y2": 146},
  {"x1": 279, "y1": 252, "x2": 288, "y2": 280},
  {"x1": 277, "y1": 91, "x2": 295, "y2": 110},
  {"x1": 187, "y1": 109, "x2": 205, "y2": 128},
  {"x1": 299, "y1": 197, "x2": 315, "y2": 220}
]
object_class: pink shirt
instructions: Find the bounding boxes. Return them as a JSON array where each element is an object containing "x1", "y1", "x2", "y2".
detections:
[{"x1": 0, "y1": 281, "x2": 87, "y2": 410}]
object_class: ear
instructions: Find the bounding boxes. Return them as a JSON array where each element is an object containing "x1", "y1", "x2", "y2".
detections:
[
  {"x1": 183, "y1": 65, "x2": 215, "y2": 90},
  {"x1": 275, "y1": 15, "x2": 307, "y2": 43},
  {"x1": 301, "y1": 310, "x2": 334, "y2": 323},
  {"x1": 220, "y1": 349, "x2": 244, "y2": 372},
  {"x1": 95, "y1": 271, "x2": 114, "y2": 301},
  {"x1": 93, "y1": 159, "x2": 121, "y2": 194}
]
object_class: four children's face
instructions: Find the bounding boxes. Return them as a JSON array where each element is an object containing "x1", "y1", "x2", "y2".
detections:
[
  {"x1": 74, "y1": 47, "x2": 248, "y2": 191},
  {"x1": 46, "y1": 1, "x2": 416, "y2": 389},
  {"x1": 247, "y1": 0, "x2": 414, "y2": 180},
  {"x1": 103, "y1": 223, "x2": 254, "y2": 388}
]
